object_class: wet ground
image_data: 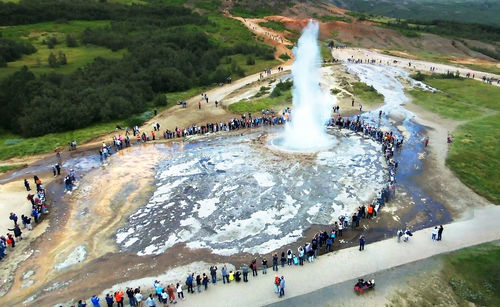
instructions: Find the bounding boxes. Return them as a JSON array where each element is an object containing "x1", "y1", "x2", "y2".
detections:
[{"x1": 116, "y1": 128, "x2": 387, "y2": 256}]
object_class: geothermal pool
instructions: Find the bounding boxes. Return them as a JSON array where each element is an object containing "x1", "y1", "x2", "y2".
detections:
[{"x1": 116, "y1": 129, "x2": 388, "y2": 256}]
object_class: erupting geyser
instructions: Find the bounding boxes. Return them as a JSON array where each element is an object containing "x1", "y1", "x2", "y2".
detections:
[{"x1": 278, "y1": 20, "x2": 335, "y2": 151}]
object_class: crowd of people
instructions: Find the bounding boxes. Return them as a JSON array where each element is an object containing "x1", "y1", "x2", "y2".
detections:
[{"x1": 1, "y1": 174, "x2": 50, "y2": 261}]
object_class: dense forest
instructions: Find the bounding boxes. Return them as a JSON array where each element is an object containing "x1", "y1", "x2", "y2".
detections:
[{"x1": 0, "y1": 0, "x2": 274, "y2": 137}]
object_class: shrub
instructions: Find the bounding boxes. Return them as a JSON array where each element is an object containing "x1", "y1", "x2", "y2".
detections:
[
  {"x1": 246, "y1": 55, "x2": 255, "y2": 65},
  {"x1": 279, "y1": 53, "x2": 290, "y2": 61}
]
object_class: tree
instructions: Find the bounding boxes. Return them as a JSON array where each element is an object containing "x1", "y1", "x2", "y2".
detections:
[
  {"x1": 57, "y1": 51, "x2": 67, "y2": 65},
  {"x1": 48, "y1": 52, "x2": 58, "y2": 68},
  {"x1": 65, "y1": 34, "x2": 78, "y2": 47},
  {"x1": 47, "y1": 36, "x2": 58, "y2": 49}
]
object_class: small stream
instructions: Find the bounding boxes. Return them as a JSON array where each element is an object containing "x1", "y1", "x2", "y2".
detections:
[{"x1": 346, "y1": 63, "x2": 451, "y2": 229}]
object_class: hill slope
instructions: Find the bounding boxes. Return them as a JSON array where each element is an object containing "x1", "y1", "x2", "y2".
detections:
[{"x1": 330, "y1": 0, "x2": 500, "y2": 26}]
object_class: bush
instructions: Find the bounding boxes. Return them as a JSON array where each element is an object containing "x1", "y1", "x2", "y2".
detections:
[
  {"x1": 65, "y1": 34, "x2": 78, "y2": 47},
  {"x1": 279, "y1": 53, "x2": 290, "y2": 61},
  {"x1": 270, "y1": 80, "x2": 292, "y2": 97},
  {"x1": 47, "y1": 36, "x2": 58, "y2": 49},
  {"x1": 246, "y1": 55, "x2": 255, "y2": 65},
  {"x1": 48, "y1": 52, "x2": 58, "y2": 68},
  {"x1": 231, "y1": 61, "x2": 245, "y2": 77},
  {"x1": 125, "y1": 111, "x2": 153, "y2": 128},
  {"x1": 412, "y1": 71, "x2": 426, "y2": 81}
]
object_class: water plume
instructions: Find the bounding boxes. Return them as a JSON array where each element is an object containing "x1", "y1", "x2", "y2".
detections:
[{"x1": 280, "y1": 20, "x2": 334, "y2": 151}]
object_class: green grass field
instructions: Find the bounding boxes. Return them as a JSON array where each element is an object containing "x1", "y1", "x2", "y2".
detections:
[
  {"x1": 0, "y1": 20, "x2": 126, "y2": 79},
  {"x1": 409, "y1": 77, "x2": 500, "y2": 203},
  {"x1": 228, "y1": 89, "x2": 292, "y2": 114},
  {"x1": 350, "y1": 82, "x2": 384, "y2": 105},
  {"x1": 0, "y1": 122, "x2": 126, "y2": 160},
  {"x1": 221, "y1": 54, "x2": 280, "y2": 79},
  {"x1": 442, "y1": 243, "x2": 500, "y2": 306}
]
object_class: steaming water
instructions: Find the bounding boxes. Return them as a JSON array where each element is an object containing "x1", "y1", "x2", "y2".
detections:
[
  {"x1": 116, "y1": 129, "x2": 387, "y2": 256},
  {"x1": 280, "y1": 21, "x2": 335, "y2": 151}
]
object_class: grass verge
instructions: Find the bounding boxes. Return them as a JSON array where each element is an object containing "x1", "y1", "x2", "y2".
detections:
[
  {"x1": 0, "y1": 164, "x2": 26, "y2": 173},
  {"x1": 227, "y1": 89, "x2": 291, "y2": 114},
  {"x1": 350, "y1": 82, "x2": 384, "y2": 105},
  {"x1": 442, "y1": 243, "x2": 500, "y2": 306},
  {"x1": 408, "y1": 76, "x2": 500, "y2": 203},
  {"x1": 0, "y1": 123, "x2": 125, "y2": 160}
]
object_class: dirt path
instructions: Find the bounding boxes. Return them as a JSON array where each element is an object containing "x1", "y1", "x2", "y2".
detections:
[
  {"x1": 228, "y1": 15, "x2": 294, "y2": 62},
  {"x1": 163, "y1": 205, "x2": 500, "y2": 307},
  {"x1": 332, "y1": 48, "x2": 500, "y2": 86}
]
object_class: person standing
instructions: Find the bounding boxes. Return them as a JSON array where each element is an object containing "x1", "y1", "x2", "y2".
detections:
[
  {"x1": 24, "y1": 179, "x2": 31, "y2": 191},
  {"x1": 397, "y1": 229, "x2": 403, "y2": 243},
  {"x1": 9, "y1": 212, "x2": 18, "y2": 226},
  {"x1": 241, "y1": 264, "x2": 249, "y2": 282},
  {"x1": 202, "y1": 273, "x2": 209, "y2": 290},
  {"x1": 115, "y1": 290, "x2": 124, "y2": 307},
  {"x1": 210, "y1": 265, "x2": 217, "y2": 284},
  {"x1": 135, "y1": 291, "x2": 143, "y2": 307},
  {"x1": 8, "y1": 224, "x2": 22, "y2": 241},
  {"x1": 280, "y1": 251, "x2": 286, "y2": 267},
  {"x1": 359, "y1": 235, "x2": 366, "y2": 251},
  {"x1": 251, "y1": 259, "x2": 258, "y2": 276},
  {"x1": 272, "y1": 253, "x2": 279, "y2": 271},
  {"x1": 432, "y1": 227, "x2": 439, "y2": 241},
  {"x1": 176, "y1": 282, "x2": 184, "y2": 300},
  {"x1": 261, "y1": 258, "x2": 268, "y2": 274},
  {"x1": 186, "y1": 274, "x2": 194, "y2": 293},
  {"x1": 105, "y1": 294, "x2": 114, "y2": 307},
  {"x1": 279, "y1": 276, "x2": 286, "y2": 297},
  {"x1": 438, "y1": 225, "x2": 444, "y2": 241},
  {"x1": 274, "y1": 275, "x2": 280, "y2": 294},
  {"x1": 298, "y1": 246, "x2": 304, "y2": 265},
  {"x1": 126, "y1": 287, "x2": 136, "y2": 307},
  {"x1": 145, "y1": 294, "x2": 156, "y2": 307},
  {"x1": 167, "y1": 284, "x2": 177, "y2": 304},
  {"x1": 91, "y1": 295, "x2": 101, "y2": 307},
  {"x1": 196, "y1": 274, "x2": 202, "y2": 292},
  {"x1": 221, "y1": 266, "x2": 229, "y2": 284}
]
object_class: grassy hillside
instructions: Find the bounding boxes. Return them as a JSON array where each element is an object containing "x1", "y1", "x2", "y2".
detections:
[
  {"x1": 408, "y1": 76, "x2": 500, "y2": 204},
  {"x1": 331, "y1": 0, "x2": 500, "y2": 26}
]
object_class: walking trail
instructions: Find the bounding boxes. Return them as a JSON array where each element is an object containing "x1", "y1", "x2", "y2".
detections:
[
  {"x1": 179, "y1": 205, "x2": 500, "y2": 306},
  {"x1": 332, "y1": 48, "x2": 500, "y2": 86}
]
